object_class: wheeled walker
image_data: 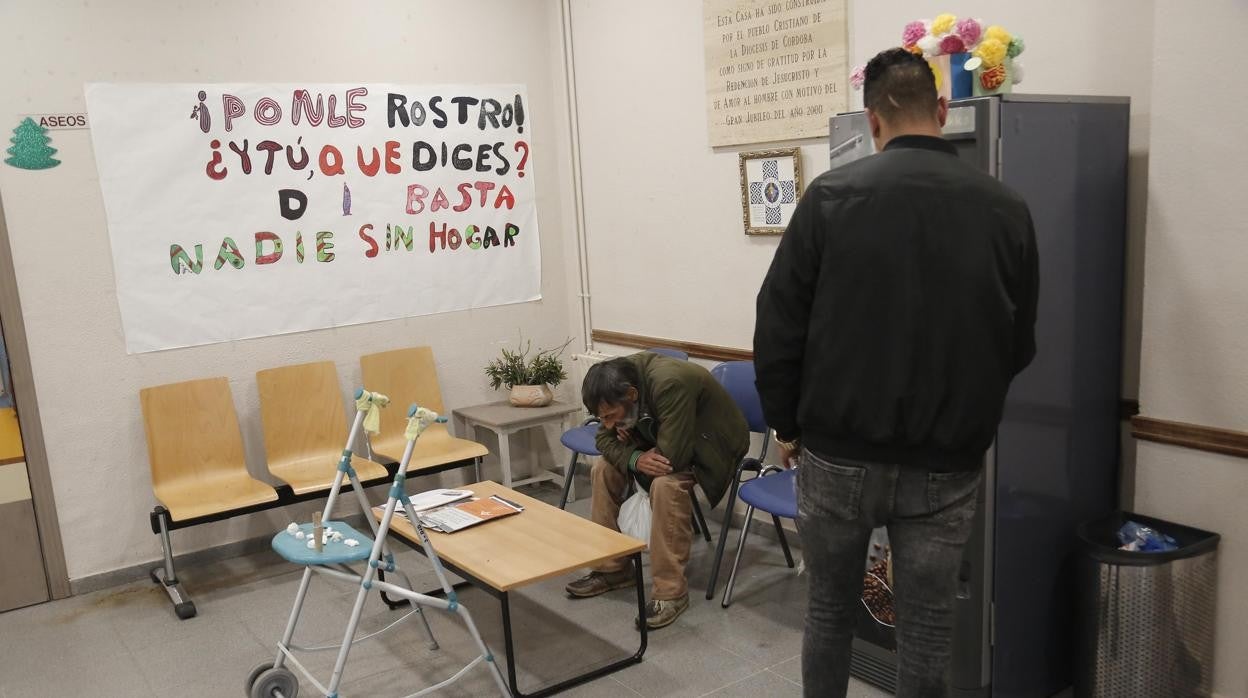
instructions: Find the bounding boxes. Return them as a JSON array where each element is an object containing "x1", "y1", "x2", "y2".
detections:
[{"x1": 246, "y1": 390, "x2": 509, "y2": 698}]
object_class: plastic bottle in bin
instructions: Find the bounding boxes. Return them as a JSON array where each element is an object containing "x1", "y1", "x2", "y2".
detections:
[{"x1": 1116, "y1": 520, "x2": 1179, "y2": 552}]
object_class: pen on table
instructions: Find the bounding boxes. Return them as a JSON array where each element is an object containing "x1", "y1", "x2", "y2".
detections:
[{"x1": 490, "y1": 494, "x2": 525, "y2": 512}]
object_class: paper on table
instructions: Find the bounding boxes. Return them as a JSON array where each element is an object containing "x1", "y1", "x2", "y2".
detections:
[
  {"x1": 413, "y1": 497, "x2": 521, "y2": 533},
  {"x1": 397, "y1": 488, "x2": 473, "y2": 513}
]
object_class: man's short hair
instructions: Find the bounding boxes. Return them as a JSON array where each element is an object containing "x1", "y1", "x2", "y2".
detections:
[
  {"x1": 863, "y1": 47, "x2": 938, "y2": 122},
  {"x1": 582, "y1": 357, "x2": 640, "y2": 414}
]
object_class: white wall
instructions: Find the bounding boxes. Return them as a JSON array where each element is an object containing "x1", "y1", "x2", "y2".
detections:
[
  {"x1": 0, "y1": 0, "x2": 583, "y2": 581},
  {"x1": 1134, "y1": 2, "x2": 1248, "y2": 695},
  {"x1": 572, "y1": 0, "x2": 1152, "y2": 407}
]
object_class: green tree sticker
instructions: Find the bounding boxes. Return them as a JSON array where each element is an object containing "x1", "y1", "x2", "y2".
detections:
[{"x1": 5, "y1": 117, "x2": 60, "y2": 170}]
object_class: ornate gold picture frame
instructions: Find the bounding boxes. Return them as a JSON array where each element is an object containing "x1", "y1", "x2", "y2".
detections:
[{"x1": 739, "y1": 147, "x2": 804, "y2": 236}]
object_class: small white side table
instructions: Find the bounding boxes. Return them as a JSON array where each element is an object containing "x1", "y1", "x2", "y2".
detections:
[{"x1": 452, "y1": 401, "x2": 583, "y2": 490}]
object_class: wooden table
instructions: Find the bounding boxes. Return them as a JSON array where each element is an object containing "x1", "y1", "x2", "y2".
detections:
[
  {"x1": 380, "y1": 480, "x2": 647, "y2": 697},
  {"x1": 452, "y1": 401, "x2": 583, "y2": 491}
]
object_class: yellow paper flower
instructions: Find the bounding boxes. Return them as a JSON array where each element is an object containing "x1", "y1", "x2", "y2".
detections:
[
  {"x1": 974, "y1": 38, "x2": 1008, "y2": 68},
  {"x1": 985, "y1": 25, "x2": 1012, "y2": 45},
  {"x1": 931, "y1": 14, "x2": 957, "y2": 36}
]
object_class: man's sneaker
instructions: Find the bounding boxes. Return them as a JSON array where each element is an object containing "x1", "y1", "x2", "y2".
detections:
[
  {"x1": 638, "y1": 594, "x2": 690, "y2": 629},
  {"x1": 565, "y1": 567, "x2": 635, "y2": 598}
]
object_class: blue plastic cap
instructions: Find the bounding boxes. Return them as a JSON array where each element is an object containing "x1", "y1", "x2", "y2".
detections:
[
  {"x1": 407, "y1": 404, "x2": 419, "y2": 417},
  {"x1": 354, "y1": 388, "x2": 364, "y2": 399}
]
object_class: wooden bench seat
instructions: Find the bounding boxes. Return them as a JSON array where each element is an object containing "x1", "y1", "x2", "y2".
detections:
[
  {"x1": 361, "y1": 347, "x2": 487, "y2": 476},
  {"x1": 266, "y1": 454, "x2": 388, "y2": 496},
  {"x1": 141, "y1": 378, "x2": 279, "y2": 523},
  {"x1": 141, "y1": 377, "x2": 280, "y2": 619},
  {"x1": 257, "y1": 361, "x2": 391, "y2": 493}
]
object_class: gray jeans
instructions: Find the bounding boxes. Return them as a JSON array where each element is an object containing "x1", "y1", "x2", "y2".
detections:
[{"x1": 796, "y1": 449, "x2": 981, "y2": 698}]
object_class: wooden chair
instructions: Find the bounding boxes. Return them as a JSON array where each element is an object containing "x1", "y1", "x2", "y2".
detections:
[
  {"x1": 140, "y1": 377, "x2": 279, "y2": 619},
  {"x1": 361, "y1": 347, "x2": 488, "y2": 479},
  {"x1": 256, "y1": 361, "x2": 389, "y2": 494}
]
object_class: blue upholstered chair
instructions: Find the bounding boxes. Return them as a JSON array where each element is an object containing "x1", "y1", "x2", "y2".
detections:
[
  {"x1": 557, "y1": 419, "x2": 601, "y2": 509},
  {"x1": 645, "y1": 347, "x2": 689, "y2": 361},
  {"x1": 705, "y1": 360, "x2": 796, "y2": 607}
]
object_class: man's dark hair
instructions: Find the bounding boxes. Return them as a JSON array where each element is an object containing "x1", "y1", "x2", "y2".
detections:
[
  {"x1": 582, "y1": 358, "x2": 640, "y2": 414},
  {"x1": 863, "y1": 47, "x2": 938, "y2": 121}
]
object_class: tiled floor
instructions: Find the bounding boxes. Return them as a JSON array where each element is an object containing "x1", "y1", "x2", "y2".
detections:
[{"x1": 0, "y1": 484, "x2": 891, "y2": 697}]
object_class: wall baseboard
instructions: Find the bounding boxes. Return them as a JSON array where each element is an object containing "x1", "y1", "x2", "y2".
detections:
[
  {"x1": 592, "y1": 329, "x2": 752, "y2": 363},
  {"x1": 1132, "y1": 415, "x2": 1248, "y2": 460},
  {"x1": 71, "y1": 513, "x2": 369, "y2": 596}
]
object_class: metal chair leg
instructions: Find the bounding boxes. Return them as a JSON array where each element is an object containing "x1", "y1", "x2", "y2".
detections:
[
  {"x1": 559, "y1": 452, "x2": 580, "y2": 510},
  {"x1": 721, "y1": 504, "x2": 754, "y2": 608},
  {"x1": 773, "y1": 515, "x2": 795, "y2": 568},
  {"x1": 690, "y1": 491, "x2": 711, "y2": 542},
  {"x1": 706, "y1": 468, "x2": 745, "y2": 599},
  {"x1": 148, "y1": 506, "x2": 196, "y2": 620}
]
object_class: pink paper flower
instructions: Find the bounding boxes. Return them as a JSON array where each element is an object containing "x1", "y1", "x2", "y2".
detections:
[
  {"x1": 848, "y1": 65, "x2": 868, "y2": 89},
  {"x1": 940, "y1": 35, "x2": 967, "y2": 54},
  {"x1": 902, "y1": 21, "x2": 927, "y2": 48},
  {"x1": 956, "y1": 18, "x2": 983, "y2": 47}
]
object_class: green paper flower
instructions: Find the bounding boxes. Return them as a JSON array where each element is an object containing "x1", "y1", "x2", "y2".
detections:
[{"x1": 1007, "y1": 36, "x2": 1025, "y2": 58}]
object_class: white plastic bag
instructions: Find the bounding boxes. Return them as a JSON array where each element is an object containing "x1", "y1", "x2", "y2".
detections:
[{"x1": 618, "y1": 489, "x2": 652, "y2": 544}]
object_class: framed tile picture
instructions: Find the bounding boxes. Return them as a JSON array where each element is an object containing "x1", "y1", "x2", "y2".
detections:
[{"x1": 739, "y1": 147, "x2": 803, "y2": 236}]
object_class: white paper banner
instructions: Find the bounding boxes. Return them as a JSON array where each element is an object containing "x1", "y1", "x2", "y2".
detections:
[{"x1": 85, "y1": 83, "x2": 541, "y2": 353}]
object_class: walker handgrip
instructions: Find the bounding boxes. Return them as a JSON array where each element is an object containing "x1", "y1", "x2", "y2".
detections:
[{"x1": 406, "y1": 404, "x2": 449, "y2": 423}]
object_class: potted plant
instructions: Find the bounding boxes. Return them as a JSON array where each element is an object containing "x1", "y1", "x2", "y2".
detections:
[{"x1": 484, "y1": 337, "x2": 572, "y2": 407}]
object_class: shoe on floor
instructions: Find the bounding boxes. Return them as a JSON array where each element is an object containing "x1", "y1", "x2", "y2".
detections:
[
  {"x1": 637, "y1": 594, "x2": 689, "y2": 629},
  {"x1": 565, "y1": 567, "x2": 635, "y2": 598}
]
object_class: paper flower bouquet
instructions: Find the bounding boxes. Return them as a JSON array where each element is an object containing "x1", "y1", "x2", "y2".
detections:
[{"x1": 850, "y1": 14, "x2": 1026, "y2": 100}]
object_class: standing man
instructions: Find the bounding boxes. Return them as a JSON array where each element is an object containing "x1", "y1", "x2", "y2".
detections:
[
  {"x1": 564, "y1": 353, "x2": 748, "y2": 629},
  {"x1": 754, "y1": 48, "x2": 1038, "y2": 697}
]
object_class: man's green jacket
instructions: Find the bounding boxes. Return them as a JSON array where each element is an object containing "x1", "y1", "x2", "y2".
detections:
[{"x1": 594, "y1": 352, "x2": 749, "y2": 507}]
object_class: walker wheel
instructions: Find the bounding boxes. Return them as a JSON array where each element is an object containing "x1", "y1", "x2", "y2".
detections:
[
  {"x1": 244, "y1": 661, "x2": 273, "y2": 695},
  {"x1": 249, "y1": 666, "x2": 299, "y2": 698}
]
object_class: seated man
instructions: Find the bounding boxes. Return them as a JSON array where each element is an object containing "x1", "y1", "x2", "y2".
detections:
[{"x1": 564, "y1": 353, "x2": 748, "y2": 629}]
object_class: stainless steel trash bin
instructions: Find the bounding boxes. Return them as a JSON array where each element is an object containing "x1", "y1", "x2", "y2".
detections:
[{"x1": 1075, "y1": 512, "x2": 1220, "y2": 698}]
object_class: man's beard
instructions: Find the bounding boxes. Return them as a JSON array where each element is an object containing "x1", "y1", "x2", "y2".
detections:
[{"x1": 616, "y1": 401, "x2": 640, "y2": 430}]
